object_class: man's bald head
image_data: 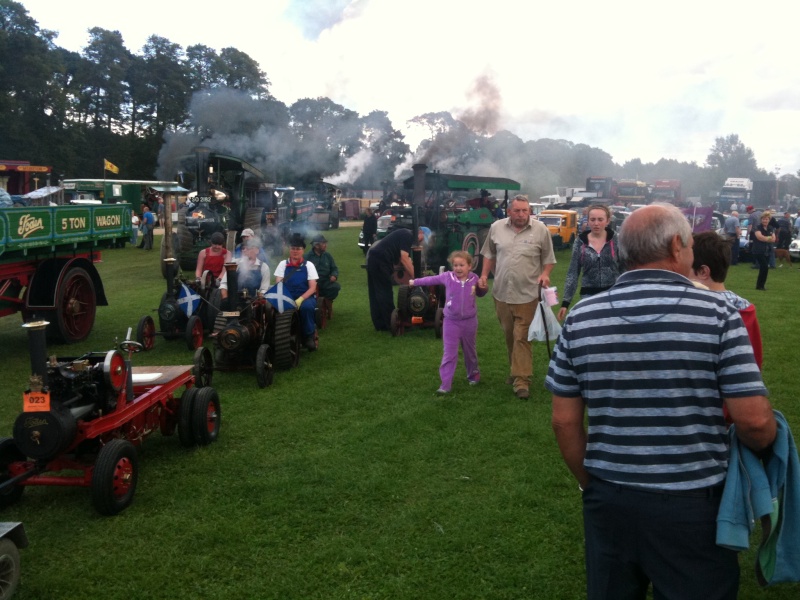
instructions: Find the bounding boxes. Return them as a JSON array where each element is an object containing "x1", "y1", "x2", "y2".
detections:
[{"x1": 618, "y1": 204, "x2": 693, "y2": 270}]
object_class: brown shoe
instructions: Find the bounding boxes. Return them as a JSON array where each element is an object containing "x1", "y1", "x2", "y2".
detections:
[{"x1": 514, "y1": 388, "x2": 529, "y2": 400}]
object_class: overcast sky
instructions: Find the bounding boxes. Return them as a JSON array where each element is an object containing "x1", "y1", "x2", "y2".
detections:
[{"x1": 20, "y1": 0, "x2": 800, "y2": 175}]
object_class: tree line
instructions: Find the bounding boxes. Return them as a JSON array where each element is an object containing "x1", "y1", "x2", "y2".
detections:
[{"x1": 2, "y1": 0, "x2": 797, "y2": 201}]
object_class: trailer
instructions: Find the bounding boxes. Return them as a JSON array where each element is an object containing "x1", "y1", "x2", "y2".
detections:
[{"x1": 0, "y1": 203, "x2": 132, "y2": 342}]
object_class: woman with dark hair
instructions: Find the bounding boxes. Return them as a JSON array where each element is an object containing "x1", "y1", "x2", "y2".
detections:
[
  {"x1": 751, "y1": 212, "x2": 775, "y2": 291},
  {"x1": 557, "y1": 204, "x2": 625, "y2": 321}
]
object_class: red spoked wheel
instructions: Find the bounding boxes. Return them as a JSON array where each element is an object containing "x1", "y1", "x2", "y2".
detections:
[
  {"x1": 185, "y1": 314, "x2": 204, "y2": 351},
  {"x1": 50, "y1": 267, "x2": 97, "y2": 343},
  {"x1": 91, "y1": 439, "x2": 139, "y2": 516},
  {"x1": 136, "y1": 315, "x2": 156, "y2": 350}
]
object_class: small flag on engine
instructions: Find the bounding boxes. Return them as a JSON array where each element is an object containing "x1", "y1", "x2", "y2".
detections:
[
  {"x1": 265, "y1": 282, "x2": 296, "y2": 314},
  {"x1": 177, "y1": 283, "x2": 201, "y2": 317}
]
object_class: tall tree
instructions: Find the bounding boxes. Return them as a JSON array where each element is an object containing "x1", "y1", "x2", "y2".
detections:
[
  {"x1": 137, "y1": 35, "x2": 190, "y2": 136},
  {"x1": 705, "y1": 134, "x2": 761, "y2": 179},
  {"x1": 81, "y1": 27, "x2": 132, "y2": 132},
  {"x1": 288, "y1": 97, "x2": 361, "y2": 181},
  {"x1": 186, "y1": 44, "x2": 223, "y2": 90},
  {"x1": 218, "y1": 47, "x2": 270, "y2": 99},
  {"x1": 0, "y1": 0, "x2": 61, "y2": 161}
]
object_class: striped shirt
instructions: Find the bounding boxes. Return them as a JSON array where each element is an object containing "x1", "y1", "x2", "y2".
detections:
[{"x1": 545, "y1": 269, "x2": 767, "y2": 490}]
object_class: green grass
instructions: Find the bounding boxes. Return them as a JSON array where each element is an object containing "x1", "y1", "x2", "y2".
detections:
[{"x1": 1, "y1": 226, "x2": 799, "y2": 599}]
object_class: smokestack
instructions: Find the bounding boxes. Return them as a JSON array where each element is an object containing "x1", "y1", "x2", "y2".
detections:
[
  {"x1": 194, "y1": 146, "x2": 211, "y2": 196},
  {"x1": 23, "y1": 320, "x2": 49, "y2": 388},
  {"x1": 411, "y1": 164, "x2": 428, "y2": 277},
  {"x1": 412, "y1": 164, "x2": 427, "y2": 207},
  {"x1": 223, "y1": 262, "x2": 239, "y2": 311}
]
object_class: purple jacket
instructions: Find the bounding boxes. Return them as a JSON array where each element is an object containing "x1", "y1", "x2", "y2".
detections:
[{"x1": 413, "y1": 271, "x2": 487, "y2": 321}]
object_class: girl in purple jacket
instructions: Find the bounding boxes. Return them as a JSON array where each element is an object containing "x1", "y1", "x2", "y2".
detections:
[{"x1": 410, "y1": 251, "x2": 488, "y2": 394}]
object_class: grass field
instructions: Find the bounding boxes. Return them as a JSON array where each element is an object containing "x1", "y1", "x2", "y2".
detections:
[{"x1": 1, "y1": 224, "x2": 799, "y2": 599}]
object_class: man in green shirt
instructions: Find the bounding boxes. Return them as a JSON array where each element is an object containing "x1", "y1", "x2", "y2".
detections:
[{"x1": 306, "y1": 234, "x2": 341, "y2": 319}]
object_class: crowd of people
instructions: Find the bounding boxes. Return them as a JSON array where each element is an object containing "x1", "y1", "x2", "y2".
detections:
[{"x1": 139, "y1": 196, "x2": 793, "y2": 599}]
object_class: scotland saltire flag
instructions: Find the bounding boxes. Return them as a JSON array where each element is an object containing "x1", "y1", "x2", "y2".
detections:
[
  {"x1": 178, "y1": 283, "x2": 201, "y2": 317},
  {"x1": 265, "y1": 282, "x2": 296, "y2": 313}
]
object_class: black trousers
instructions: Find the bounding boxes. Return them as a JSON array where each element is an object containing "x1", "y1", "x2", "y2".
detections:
[
  {"x1": 754, "y1": 253, "x2": 769, "y2": 289},
  {"x1": 366, "y1": 259, "x2": 394, "y2": 331},
  {"x1": 583, "y1": 478, "x2": 738, "y2": 600}
]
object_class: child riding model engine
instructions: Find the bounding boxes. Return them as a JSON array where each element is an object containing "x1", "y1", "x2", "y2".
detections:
[
  {"x1": 0, "y1": 321, "x2": 222, "y2": 516},
  {"x1": 200, "y1": 262, "x2": 301, "y2": 388},
  {"x1": 137, "y1": 258, "x2": 221, "y2": 351}
]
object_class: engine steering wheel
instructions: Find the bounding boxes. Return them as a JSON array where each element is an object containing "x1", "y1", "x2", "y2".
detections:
[{"x1": 119, "y1": 340, "x2": 144, "y2": 354}]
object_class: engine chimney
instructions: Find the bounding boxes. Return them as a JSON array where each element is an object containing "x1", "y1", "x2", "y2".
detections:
[
  {"x1": 194, "y1": 146, "x2": 211, "y2": 197},
  {"x1": 223, "y1": 262, "x2": 239, "y2": 311},
  {"x1": 23, "y1": 320, "x2": 50, "y2": 388}
]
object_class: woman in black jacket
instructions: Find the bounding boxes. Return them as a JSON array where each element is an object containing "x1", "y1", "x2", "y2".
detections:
[{"x1": 752, "y1": 212, "x2": 776, "y2": 290}]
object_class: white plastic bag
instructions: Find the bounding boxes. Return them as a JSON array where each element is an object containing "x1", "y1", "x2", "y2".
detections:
[{"x1": 528, "y1": 295, "x2": 562, "y2": 343}]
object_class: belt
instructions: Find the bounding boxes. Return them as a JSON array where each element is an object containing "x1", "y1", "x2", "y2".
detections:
[{"x1": 591, "y1": 477, "x2": 724, "y2": 499}]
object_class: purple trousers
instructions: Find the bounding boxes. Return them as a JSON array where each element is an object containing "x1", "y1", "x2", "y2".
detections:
[{"x1": 439, "y1": 316, "x2": 479, "y2": 391}]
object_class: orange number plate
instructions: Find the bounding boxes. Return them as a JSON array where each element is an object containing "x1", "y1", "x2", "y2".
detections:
[{"x1": 23, "y1": 390, "x2": 51, "y2": 412}]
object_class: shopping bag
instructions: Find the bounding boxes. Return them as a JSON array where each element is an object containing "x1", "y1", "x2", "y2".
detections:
[
  {"x1": 528, "y1": 303, "x2": 561, "y2": 342},
  {"x1": 528, "y1": 287, "x2": 562, "y2": 357}
]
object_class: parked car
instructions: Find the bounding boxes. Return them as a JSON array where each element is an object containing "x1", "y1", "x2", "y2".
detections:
[
  {"x1": 789, "y1": 236, "x2": 800, "y2": 261},
  {"x1": 537, "y1": 209, "x2": 578, "y2": 249}
]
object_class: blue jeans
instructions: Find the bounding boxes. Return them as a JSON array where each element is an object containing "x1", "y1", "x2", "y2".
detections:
[{"x1": 583, "y1": 478, "x2": 738, "y2": 600}]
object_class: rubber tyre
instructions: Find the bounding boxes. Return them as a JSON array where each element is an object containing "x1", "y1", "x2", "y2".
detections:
[
  {"x1": 136, "y1": 315, "x2": 156, "y2": 351},
  {"x1": 434, "y1": 307, "x2": 444, "y2": 339},
  {"x1": 48, "y1": 267, "x2": 97, "y2": 343},
  {"x1": 255, "y1": 344, "x2": 274, "y2": 388},
  {"x1": 185, "y1": 315, "x2": 204, "y2": 351},
  {"x1": 91, "y1": 439, "x2": 139, "y2": 516},
  {"x1": 191, "y1": 387, "x2": 221, "y2": 446},
  {"x1": 204, "y1": 288, "x2": 223, "y2": 332},
  {"x1": 396, "y1": 285, "x2": 410, "y2": 320},
  {"x1": 178, "y1": 387, "x2": 200, "y2": 447},
  {"x1": 0, "y1": 537, "x2": 21, "y2": 600},
  {"x1": 192, "y1": 346, "x2": 213, "y2": 388},
  {"x1": 0, "y1": 438, "x2": 25, "y2": 509},
  {"x1": 271, "y1": 310, "x2": 300, "y2": 371},
  {"x1": 390, "y1": 309, "x2": 402, "y2": 337}
]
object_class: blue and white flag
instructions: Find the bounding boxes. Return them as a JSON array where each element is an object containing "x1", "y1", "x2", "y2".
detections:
[
  {"x1": 177, "y1": 283, "x2": 202, "y2": 317},
  {"x1": 265, "y1": 282, "x2": 296, "y2": 314}
]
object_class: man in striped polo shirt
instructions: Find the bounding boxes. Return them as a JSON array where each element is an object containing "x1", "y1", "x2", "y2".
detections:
[{"x1": 546, "y1": 203, "x2": 776, "y2": 600}]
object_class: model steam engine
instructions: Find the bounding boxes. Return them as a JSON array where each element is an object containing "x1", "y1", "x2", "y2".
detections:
[{"x1": 0, "y1": 321, "x2": 221, "y2": 515}]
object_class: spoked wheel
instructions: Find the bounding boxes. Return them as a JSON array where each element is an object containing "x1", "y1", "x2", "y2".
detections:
[
  {"x1": 0, "y1": 438, "x2": 26, "y2": 509},
  {"x1": 434, "y1": 307, "x2": 444, "y2": 339},
  {"x1": 91, "y1": 439, "x2": 138, "y2": 516},
  {"x1": 136, "y1": 315, "x2": 156, "y2": 350},
  {"x1": 48, "y1": 267, "x2": 97, "y2": 343},
  {"x1": 255, "y1": 344, "x2": 274, "y2": 388},
  {"x1": 178, "y1": 387, "x2": 200, "y2": 447},
  {"x1": 192, "y1": 346, "x2": 213, "y2": 388},
  {"x1": 191, "y1": 387, "x2": 221, "y2": 446},
  {"x1": 271, "y1": 310, "x2": 300, "y2": 370},
  {"x1": 0, "y1": 537, "x2": 21, "y2": 600},
  {"x1": 390, "y1": 309, "x2": 402, "y2": 337},
  {"x1": 185, "y1": 315, "x2": 204, "y2": 351}
]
